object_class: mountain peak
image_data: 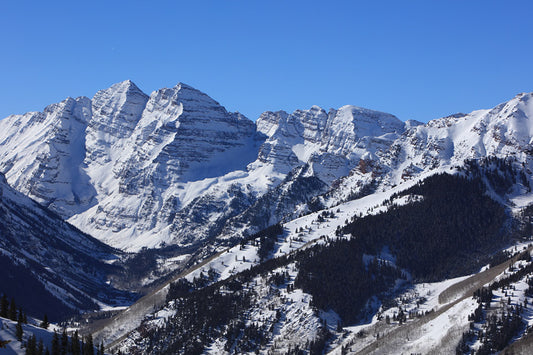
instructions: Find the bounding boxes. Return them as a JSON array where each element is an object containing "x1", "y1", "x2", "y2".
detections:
[
  {"x1": 174, "y1": 82, "x2": 196, "y2": 90},
  {"x1": 103, "y1": 80, "x2": 147, "y2": 98}
]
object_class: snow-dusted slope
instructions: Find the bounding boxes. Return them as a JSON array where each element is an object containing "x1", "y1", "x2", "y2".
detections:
[
  {"x1": 105, "y1": 163, "x2": 533, "y2": 354},
  {"x1": 0, "y1": 173, "x2": 130, "y2": 319},
  {"x1": 324, "y1": 92, "x2": 533, "y2": 206},
  {"x1": 0, "y1": 81, "x2": 408, "y2": 251},
  {"x1": 390, "y1": 93, "x2": 533, "y2": 177},
  {"x1": 0, "y1": 96, "x2": 94, "y2": 217}
]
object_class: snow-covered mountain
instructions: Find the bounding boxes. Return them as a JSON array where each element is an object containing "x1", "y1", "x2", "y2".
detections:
[
  {"x1": 0, "y1": 172, "x2": 132, "y2": 320},
  {"x1": 2, "y1": 82, "x2": 533, "y2": 256},
  {"x1": 322, "y1": 92, "x2": 533, "y2": 206},
  {"x1": 4, "y1": 81, "x2": 533, "y2": 353},
  {"x1": 0, "y1": 81, "x2": 406, "y2": 251}
]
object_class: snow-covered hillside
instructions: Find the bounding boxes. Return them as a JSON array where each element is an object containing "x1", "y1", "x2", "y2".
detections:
[
  {"x1": 4, "y1": 82, "x2": 533, "y2": 353},
  {"x1": 102, "y1": 164, "x2": 533, "y2": 354},
  {"x1": 0, "y1": 81, "x2": 409, "y2": 251},
  {"x1": 0, "y1": 172, "x2": 132, "y2": 320},
  {"x1": 323, "y1": 92, "x2": 533, "y2": 207}
]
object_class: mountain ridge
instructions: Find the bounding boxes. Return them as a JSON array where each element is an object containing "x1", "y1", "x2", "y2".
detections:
[
  {"x1": 1, "y1": 82, "x2": 532, "y2": 254},
  {"x1": 3, "y1": 81, "x2": 533, "y2": 353},
  {"x1": 0, "y1": 80, "x2": 412, "y2": 252}
]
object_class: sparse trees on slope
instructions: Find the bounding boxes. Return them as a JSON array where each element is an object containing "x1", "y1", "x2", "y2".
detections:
[
  {"x1": 40, "y1": 314, "x2": 49, "y2": 329},
  {"x1": 0, "y1": 294, "x2": 8, "y2": 318}
]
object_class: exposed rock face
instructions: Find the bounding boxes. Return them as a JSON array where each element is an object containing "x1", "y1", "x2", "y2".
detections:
[
  {"x1": 85, "y1": 80, "x2": 149, "y2": 194},
  {"x1": 1, "y1": 80, "x2": 532, "y2": 252},
  {"x1": 0, "y1": 96, "x2": 94, "y2": 217}
]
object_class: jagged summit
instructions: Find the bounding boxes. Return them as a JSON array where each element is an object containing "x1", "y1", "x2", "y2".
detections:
[
  {"x1": 0, "y1": 83, "x2": 532, "y2": 251},
  {"x1": 99, "y1": 79, "x2": 145, "y2": 95},
  {"x1": 4, "y1": 82, "x2": 533, "y2": 353}
]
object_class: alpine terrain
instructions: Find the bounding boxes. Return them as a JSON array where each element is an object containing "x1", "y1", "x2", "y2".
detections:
[{"x1": 2, "y1": 81, "x2": 533, "y2": 354}]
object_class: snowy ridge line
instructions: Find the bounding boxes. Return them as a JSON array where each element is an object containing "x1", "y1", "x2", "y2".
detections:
[
  {"x1": 9, "y1": 82, "x2": 533, "y2": 253},
  {"x1": 329, "y1": 245, "x2": 533, "y2": 354},
  {"x1": 97, "y1": 169, "x2": 447, "y2": 350}
]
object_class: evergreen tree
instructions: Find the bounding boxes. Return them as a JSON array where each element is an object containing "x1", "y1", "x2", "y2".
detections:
[
  {"x1": 9, "y1": 298, "x2": 17, "y2": 321},
  {"x1": 0, "y1": 294, "x2": 8, "y2": 318},
  {"x1": 83, "y1": 334, "x2": 94, "y2": 355},
  {"x1": 51, "y1": 331, "x2": 60, "y2": 355},
  {"x1": 15, "y1": 318, "x2": 23, "y2": 341},
  {"x1": 26, "y1": 334, "x2": 37, "y2": 355},
  {"x1": 61, "y1": 329, "x2": 68, "y2": 355},
  {"x1": 40, "y1": 314, "x2": 49, "y2": 329},
  {"x1": 71, "y1": 330, "x2": 80, "y2": 355}
]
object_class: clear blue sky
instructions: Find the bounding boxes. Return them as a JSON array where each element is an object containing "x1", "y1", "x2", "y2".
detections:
[{"x1": 1, "y1": 0, "x2": 532, "y2": 122}]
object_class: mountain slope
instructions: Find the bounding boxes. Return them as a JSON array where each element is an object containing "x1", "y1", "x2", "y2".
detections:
[
  {"x1": 0, "y1": 81, "x2": 406, "y2": 252},
  {"x1": 0, "y1": 97, "x2": 94, "y2": 217},
  {"x1": 323, "y1": 92, "x2": 533, "y2": 207},
  {"x1": 106, "y1": 165, "x2": 526, "y2": 354},
  {"x1": 0, "y1": 173, "x2": 133, "y2": 320}
]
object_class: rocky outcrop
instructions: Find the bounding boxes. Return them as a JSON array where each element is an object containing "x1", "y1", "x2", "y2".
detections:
[
  {"x1": 0, "y1": 96, "x2": 95, "y2": 217},
  {"x1": 2, "y1": 81, "x2": 533, "y2": 252},
  {"x1": 85, "y1": 80, "x2": 149, "y2": 194}
]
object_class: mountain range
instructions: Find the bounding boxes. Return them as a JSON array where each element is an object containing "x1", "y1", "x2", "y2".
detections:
[{"x1": 2, "y1": 81, "x2": 533, "y2": 354}]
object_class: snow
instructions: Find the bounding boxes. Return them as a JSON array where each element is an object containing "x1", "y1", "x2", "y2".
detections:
[
  {"x1": 328, "y1": 245, "x2": 533, "y2": 354},
  {"x1": 0, "y1": 316, "x2": 61, "y2": 355},
  {"x1": 327, "y1": 275, "x2": 478, "y2": 354},
  {"x1": 3, "y1": 80, "x2": 533, "y2": 256}
]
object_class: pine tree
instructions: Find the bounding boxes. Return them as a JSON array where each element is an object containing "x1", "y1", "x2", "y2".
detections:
[
  {"x1": 61, "y1": 329, "x2": 68, "y2": 355},
  {"x1": 26, "y1": 334, "x2": 36, "y2": 355},
  {"x1": 40, "y1": 314, "x2": 49, "y2": 329},
  {"x1": 71, "y1": 330, "x2": 80, "y2": 355},
  {"x1": 51, "y1": 331, "x2": 60, "y2": 355},
  {"x1": 15, "y1": 318, "x2": 23, "y2": 341},
  {"x1": 0, "y1": 294, "x2": 8, "y2": 318},
  {"x1": 83, "y1": 334, "x2": 94, "y2": 355},
  {"x1": 9, "y1": 298, "x2": 17, "y2": 321}
]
